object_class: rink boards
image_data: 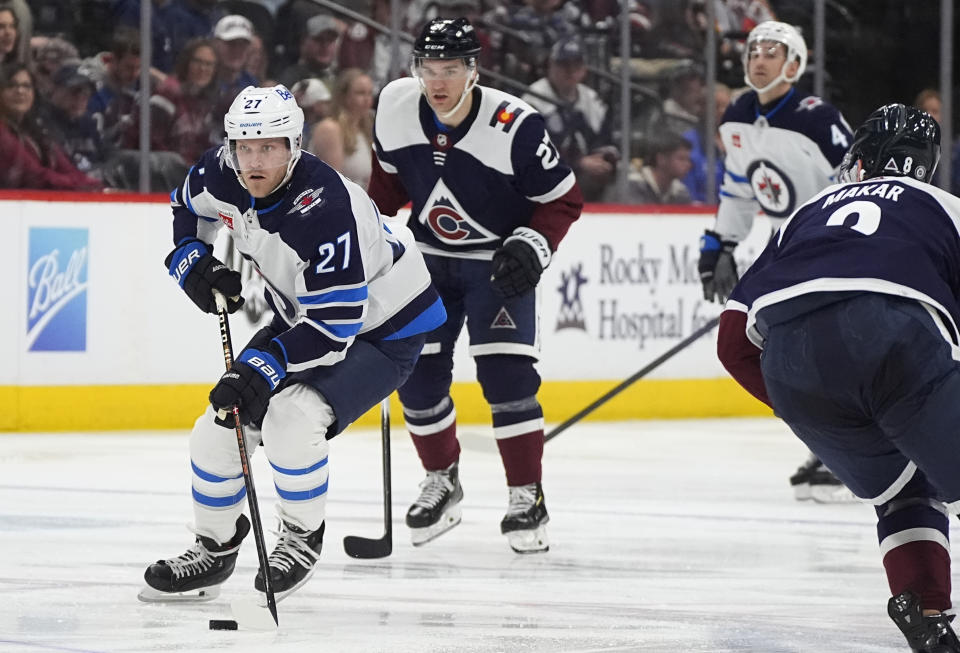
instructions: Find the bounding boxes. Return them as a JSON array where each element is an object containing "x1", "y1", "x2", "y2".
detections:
[{"x1": 0, "y1": 192, "x2": 772, "y2": 431}]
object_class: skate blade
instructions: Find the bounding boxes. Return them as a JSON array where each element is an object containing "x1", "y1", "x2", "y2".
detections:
[
  {"x1": 505, "y1": 524, "x2": 549, "y2": 554},
  {"x1": 810, "y1": 484, "x2": 859, "y2": 504},
  {"x1": 137, "y1": 585, "x2": 220, "y2": 603},
  {"x1": 792, "y1": 482, "x2": 812, "y2": 501},
  {"x1": 230, "y1": 598, "x2": 278, "y2": 630},
  {"x1": 410, "y1": 505, "x2": 462, "y2": 546}
]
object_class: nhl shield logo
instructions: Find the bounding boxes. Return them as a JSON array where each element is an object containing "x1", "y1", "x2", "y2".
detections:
[
  {"x1": 746, "y1": 159, "x2": 796, "y2": 219},
  {"x1": 417, "y1": 178, "x2": 498, "y2": 245}
]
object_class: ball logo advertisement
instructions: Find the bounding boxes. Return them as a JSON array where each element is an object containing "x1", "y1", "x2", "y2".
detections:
[{"x1": 26, "y1": 227, "x2": 89, "y2": 352}]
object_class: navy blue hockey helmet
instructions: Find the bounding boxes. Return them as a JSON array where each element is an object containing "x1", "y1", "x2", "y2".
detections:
[
  {"x1": 413, "y1": 18, "x2": 481, "y2": 60},
  {"x1": 839, "y1": 103, "x2": 941, "y2": 184}
]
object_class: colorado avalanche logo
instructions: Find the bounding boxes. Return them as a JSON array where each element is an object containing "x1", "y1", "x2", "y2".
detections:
[
  {"x1": 417, "y1": 178, "x2": 497, "y2": 245},
  {"x1": 746, "y1": 159, "x2": 796, "y2": 218}
]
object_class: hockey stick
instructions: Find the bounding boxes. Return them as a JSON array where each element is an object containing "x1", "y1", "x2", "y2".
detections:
[
  {"x1": 343, "y1": 397, "x2": 393, "y2": 559},
  {"x1": 545, "y1": 316, "x2": 720, "y2": 443},
  {"x1": 213, "y1": 292, "x2": 279, "y2": 628}
]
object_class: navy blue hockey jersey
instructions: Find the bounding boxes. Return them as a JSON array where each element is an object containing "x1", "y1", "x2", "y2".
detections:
[
  {"x1": 715, "y1": 88, "x2": 853, "y2": 242},
  {"x1": 727, "y1": 176, "x2": 960, "y2": 349},
  {"x1": 170, "y1": 147, "x2": 445, "y2": 372},
  {"x1": 369, "y1": 77, "x2": 582, "y2": 258}
]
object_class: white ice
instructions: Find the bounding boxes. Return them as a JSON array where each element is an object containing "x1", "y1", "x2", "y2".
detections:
[{"x1": 0, "y1": 418, "x2": 926, "y2": 652}]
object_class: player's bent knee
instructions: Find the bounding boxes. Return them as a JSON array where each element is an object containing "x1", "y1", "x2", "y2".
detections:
[
  {"x1": 260, "y1": 384, "x2": 335, "y2": 467},
  {"x1": 476, "y1": 355, "x2": 541, "y2": 403},
  {"x1": 189, "y1": 404, "x2": 253, "y2": 472}
]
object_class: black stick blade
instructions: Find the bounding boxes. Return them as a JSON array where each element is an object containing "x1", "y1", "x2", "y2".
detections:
[{"x1": 343, "y1": 534, "x2": 392, "y2": 559}]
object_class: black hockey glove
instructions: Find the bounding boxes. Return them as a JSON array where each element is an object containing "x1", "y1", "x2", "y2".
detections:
[
  {"x1": 209, "y1": 344, "x2": 287, "y2": 427},
  {"x1": 490, "y1": 227, "x2": 552, "y2": 299},
  {"x1": 164, "y1": 238, "x2": 244, "y2": 314},
  {"x1": 698, "y1": 230, "x2": 739, "y2": 304}
]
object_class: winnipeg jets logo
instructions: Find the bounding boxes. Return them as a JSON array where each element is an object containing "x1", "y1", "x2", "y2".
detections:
[
  {"x1": 218, "y1": 212, "x2": 235, "y2": 229},
  {"x1": 417, "y1": 178, "x2": 498, "y2": 245},
  {"x1": 436, "y1": 133, "x2": 448, "y2": 148},
  {"x1": 747, "y1": 159, "x2": 796, "y2": 218},
  {"x1": 288, "y1": 187, "x2": 325, "y2": 215},
  {"x1": 797, "y1": 96, "x2": 824, "y2": 111}
]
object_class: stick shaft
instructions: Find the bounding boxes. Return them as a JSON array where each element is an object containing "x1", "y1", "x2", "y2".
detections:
[
  {"x1": 214, "y1": 293, "x2": 278, "y2": 625},
  {"x1": 545, "y1": 317, "x2": 720, "y2": 442}
]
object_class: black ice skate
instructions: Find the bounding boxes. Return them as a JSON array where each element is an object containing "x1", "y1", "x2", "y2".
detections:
[
  {"x1": 254, "y1": 518, "x2": 325, "y2": 601},
  {"x1": 500, "y1": 482, "x2": 549, "y2": 554},
  {"x1": 138, "y1": 514, "x2": 250, "y2": 602},
  {"x1": 406, "y1": 461, "x2": 464, "y2": 546},
  {"x1": 789, "y1": 454, "x2": 856, "y2": 503},
  {"x1": 889, "y1": 590, "x2": 960, "y2": 652}
]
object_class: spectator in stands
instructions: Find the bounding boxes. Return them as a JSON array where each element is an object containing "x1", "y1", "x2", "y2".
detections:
[
  {"x1": 522, "y1": 36, "x2": 617, "y2": 202},
  {"x1": 87, "y1": 26, "x2": 145, "y2": 151},
  {"x1": 213, "y1": 14, "x2": 259, "y2": 101},
  {"x1": 682, "y1": 81, "x2": 731, "y2": 203},
  {"x1": 114, "y1": 0, "x2": 178, "y2": 73},
  {"x1": 611, "y1": 132, "x2": 692, "y2": 204},
  {"x1": 0, "y1": 63, "x2": 101, "y2": 190},
  {"x1": 0, "y1": 3, "x2": 20, "y2": 64},
  {"x1": 291, "y1": 77, "x2": 332, "y2": 144},
  {"x1": 339, "y1": 0, "x2": 412, "y2": 94},
  {"x1": 35, "y1": 63, "x2": 106, "y2": 180},
  {"x1": 245, "y1": 33, "x2": 274, "y2": 86},
  {"x1": 32, "y1": 36, "x2": 80, "y2": 97},
  {"x1": 147, "y1": 38, "x2": 221, "y2": 165},
  {"x1": 647, "y1": 63, "x2": 706, "y2": 141},
  {"x1": 913, "y1": 88, "x2": 942, "y2": 125},
  {"x1": 278, "y1": 13, "x2": 341, "y2": 91},
  {"x1": 308, "y1": 68, "x2": 374, "y2": 189},
  {"x1": 491, "y1": 0, "x2": 581, "y2": 84}
]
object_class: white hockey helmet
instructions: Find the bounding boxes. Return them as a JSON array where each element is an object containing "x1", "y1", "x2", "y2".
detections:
[
  {"x1": 742, "y1": 21, "x2": 807, "y2": 95},
  {"x1": 223, "y1": 85, "x2": 305, "y2": 192}
]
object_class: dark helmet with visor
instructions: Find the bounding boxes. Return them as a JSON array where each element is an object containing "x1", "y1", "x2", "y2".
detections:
[
  {"x1": 839, "y1": 103, "x2": 941, "y2": 184},
  {"x1": 413, "y1": 17, "x2": 481, "y2": 62},
  {"x1": 411, "y1": 18, "x2": 482, "y2": 118}
]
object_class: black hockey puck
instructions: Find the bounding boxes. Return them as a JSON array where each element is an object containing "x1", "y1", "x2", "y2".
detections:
[{"x1": 209, "y1": 619, "x2": 238, "y2": 631}]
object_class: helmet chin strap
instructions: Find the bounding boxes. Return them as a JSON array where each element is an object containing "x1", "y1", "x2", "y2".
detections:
[{"x1": 745, "y1": 60, "x2": 799, "y2": 95}]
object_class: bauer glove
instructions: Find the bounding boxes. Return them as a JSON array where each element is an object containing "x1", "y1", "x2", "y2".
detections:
[
  {"x1": 490, "y1": 227, "x2": 552, "y2": 299},
  {"x1": 209, "y1": 344, "x2": 286, "y2": 427},
  {"x1": 698, "y1": 230, "x2": 739, "y2": 304},
  {"x1": 165, "y1": 238, "x2": 244, "y2": 314}
]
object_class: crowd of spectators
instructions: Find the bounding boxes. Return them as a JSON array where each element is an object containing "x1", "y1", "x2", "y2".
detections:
[{"x1": 0, "y1": 0, "x2": 955, "y2": 203}]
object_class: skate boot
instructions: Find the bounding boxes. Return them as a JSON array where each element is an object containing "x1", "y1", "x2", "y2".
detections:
[
  {"x1": 406, "y1": 461, "x2": 464, "y2": 546},
  {"x1": 789, "y1": 455, "x2": 857, "y2": 503},
  {"x1": 139, "y1": 514, "x2": 250, "y2": 602},
  {"x1": 500, "y1": 482, "x2": 549, "y2": 554},
  {"x1": 889, "y1": 590, "x2": 960, "y2": 652},
  {"x1": 254, "y1": 517, "x2": 325, "y2": 601}
]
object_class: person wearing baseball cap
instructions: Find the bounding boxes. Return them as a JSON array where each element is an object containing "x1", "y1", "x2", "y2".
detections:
[
  {"x1": 213, "y1": 15, "x2": 258, "y2": 103},
  {"x1": 278, "y1": 13, "x2": 341, "y2": 91}
]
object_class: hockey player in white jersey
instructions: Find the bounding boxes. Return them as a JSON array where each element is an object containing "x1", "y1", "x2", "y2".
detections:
[
  {"x1": 696, "y1": 20, "x2": 854, "y2": 502},
  {"x1": 368, "y1": 18, "x2": 583, "y2": 553},
  {"x1": 139, "y1": 84, "x2": 445, "y2": 603}
]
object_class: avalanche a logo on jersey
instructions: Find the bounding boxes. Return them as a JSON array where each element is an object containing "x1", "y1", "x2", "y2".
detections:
[
  {"x1": 417, "y1": 178, "x2": 498, "y2": 245},
  {"x1": 288, "y1": 187, "x2": 325, "y2": 215},
  {"x1": 26, "y1": 227, "x2": 89, "y2": 352},
  {"x1": 747, "y1": 159, "x2": 797, "y2": 218}
]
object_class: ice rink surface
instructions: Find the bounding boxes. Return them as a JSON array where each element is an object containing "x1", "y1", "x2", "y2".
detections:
[{"x1": 0, "y1": 417, "x2": 928, "y2": 652}]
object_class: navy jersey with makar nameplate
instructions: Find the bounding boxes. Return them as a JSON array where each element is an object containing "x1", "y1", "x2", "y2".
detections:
[
  {"x1": 370, "y1": 77, "x2": 579, "y2": 259},
  {"x1": 728, "y1": 176, "x2": 960, "y2": 348}
]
